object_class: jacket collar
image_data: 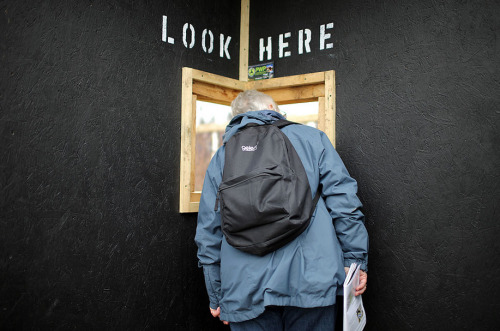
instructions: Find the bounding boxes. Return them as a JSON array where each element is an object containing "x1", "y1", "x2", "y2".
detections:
[{"x1": 222, "y1": 110, "x2": 286, "y2": 143}]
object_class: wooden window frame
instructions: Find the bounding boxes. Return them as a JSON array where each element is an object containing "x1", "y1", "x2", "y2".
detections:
[{"x1": 180, "y1": 67, "x2": 335, "y2": 213}]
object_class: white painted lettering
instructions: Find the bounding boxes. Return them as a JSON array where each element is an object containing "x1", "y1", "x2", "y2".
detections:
[
  {"x1": 279, "y1": 32, "x2": 291, "y2": 58},
  {"x1": 320, "y1": 23, "x2": 334, "y2": 50},
  {"x1": 202, "y1": 29, "x2": 214, "y2": 53},
  {"x1": 220, "y1": 34, "x2": 231, "y2": 59},
  {"x1": 183, "y1": 23, "x2": 195, "y2": 49},
  {"x1": 259, "y1": 37, "x2": 272, "y2": 61},
  {"x1": 162, "y1": 16, "x2": 174, "y2": 44},
  {"x1": 298, "y1": 29, "x2": 311, "y2": 54}
]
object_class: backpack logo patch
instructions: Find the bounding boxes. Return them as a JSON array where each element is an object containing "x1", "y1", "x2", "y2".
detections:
[{"x1": 241, "y1": 145, "x2": 258, "y2": 152}]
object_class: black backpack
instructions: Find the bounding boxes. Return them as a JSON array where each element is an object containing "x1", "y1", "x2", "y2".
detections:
[{"x1": 214, "y1": 119, "x2": 321, "y2": 256}]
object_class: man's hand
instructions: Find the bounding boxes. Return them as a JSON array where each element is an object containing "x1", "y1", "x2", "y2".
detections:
[
  {"x1": 344, "y1": 267, "x2": 368, "y2": 296},
  {"x1": 209, "y1": 307, "x2": 229, "y2": 325}
]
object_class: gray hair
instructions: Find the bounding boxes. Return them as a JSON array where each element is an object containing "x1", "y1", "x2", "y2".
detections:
[{"x1": 230, "y1": 90, "x2": 280, "y2": 117}]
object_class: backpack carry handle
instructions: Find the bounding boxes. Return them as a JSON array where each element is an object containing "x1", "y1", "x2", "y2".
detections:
[
  {"x1": 243, "y1": 120, "x2": 296, "y2": 129},
  {"x1": 272, "y1": 119, "x2": 298, "y2": 129}
]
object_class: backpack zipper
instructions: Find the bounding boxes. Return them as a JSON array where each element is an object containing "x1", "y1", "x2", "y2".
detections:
[{"x1": 214, "y1": 171, "x2": 282, "y2": 211}]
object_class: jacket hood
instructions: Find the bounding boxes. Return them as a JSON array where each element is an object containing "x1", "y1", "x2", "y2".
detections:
[{"x1": 223, "y1": 110, "x2": 286, "y2": 143}]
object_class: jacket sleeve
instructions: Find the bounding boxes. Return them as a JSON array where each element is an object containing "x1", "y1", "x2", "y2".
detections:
[
  {"x1": 194, "y1": 149, "x2": 224, "y2": 309},
  {"x1": 318, "y1": 132, "x2": 369, "y2": 271}
]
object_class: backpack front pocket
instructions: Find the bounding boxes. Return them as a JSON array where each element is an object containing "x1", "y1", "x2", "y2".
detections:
[{"x1": 220, "y1": 168, "x2": 289, "y2": 234}]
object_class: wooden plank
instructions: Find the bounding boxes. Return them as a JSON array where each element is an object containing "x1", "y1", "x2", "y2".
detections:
[
  {"x1": 180, "y1": 67, "x2": 194, "y2": 213},
  {"x1": 196, "y1": 95, "x2": 232, "y2": 106},
  {"x1": 183, "y1": 201, "x2": 200, "y2": 213},
  {"x1": 324, "y1": 70, "x2": 336, "y2": 147},
  {"x1": 317, "y1": 97, "x2": 326, "y2": 133},
  {"x1": 190, "y1": 192, "x2": 201, "y2": 203},
  {"x1": 262, "y1": 83, "x2": 325, "y2": 103},
  {"x1": 276, "y1": 98, "x2": 318, "y2": 105},
  {"x1": 239, "y1": 0, "x2": 250, "y2": 82},
  {"x1": 193, "y1": 80, "x2": 241, "y2": 104},
  {"x1": 247, "y1": 71, "x2": 325, "y2": 90},
  {"x1": 190, "y1": 95, "x2": 197, "y2": 193},
  {"x1": 191, "y1": 68, "x2": 245, "y2": 90}
]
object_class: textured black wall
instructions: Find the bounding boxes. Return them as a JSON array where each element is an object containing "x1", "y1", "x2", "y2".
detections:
[
  {"x1": 0, "y1": 0, "x2": 238, "y2": 329},
  {"x1": 250, "y1": 0, "x2": 500, "y2": 330},
  {"x1": 2, "y1": 0, "x2": 499, "y2": 330}
]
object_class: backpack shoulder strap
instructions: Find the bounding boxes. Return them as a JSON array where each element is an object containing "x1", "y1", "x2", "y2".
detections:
[{"x1": 274, "y1": 119, "x2": 321, "y2": 212}]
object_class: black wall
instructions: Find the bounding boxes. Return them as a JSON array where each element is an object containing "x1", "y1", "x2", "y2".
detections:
[
  {"x1": 1, "y1": 0, "x2": 238, "y2": 329},
  {"x1": 2, "y1": 0, "x2": 499, "y2": 330},
  {"x1": 250, "y1": 0, "x2": 500, "y2": 330}
]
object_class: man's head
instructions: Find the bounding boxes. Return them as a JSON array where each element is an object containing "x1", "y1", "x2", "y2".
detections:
[{"x1": 231, "y1": 90, "x2": 280, "y2": 117}]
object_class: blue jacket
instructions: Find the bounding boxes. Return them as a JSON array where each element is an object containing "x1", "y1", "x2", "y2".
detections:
[{"x1": 195, "y1": 110, "x2": 369, "y2": 323}]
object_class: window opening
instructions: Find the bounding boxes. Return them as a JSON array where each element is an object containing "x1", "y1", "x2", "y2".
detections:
[
  {"x1": 279, "y1": 101, "x2": 319, "y2": 128},
  {"x1": 195, "y1": 101, "x2": 232, "y2": 192}
]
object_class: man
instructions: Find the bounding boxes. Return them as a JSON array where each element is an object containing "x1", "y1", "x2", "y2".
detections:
[{"x1": 195, "y1": 90, "x2": 368, "y2": 330}]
